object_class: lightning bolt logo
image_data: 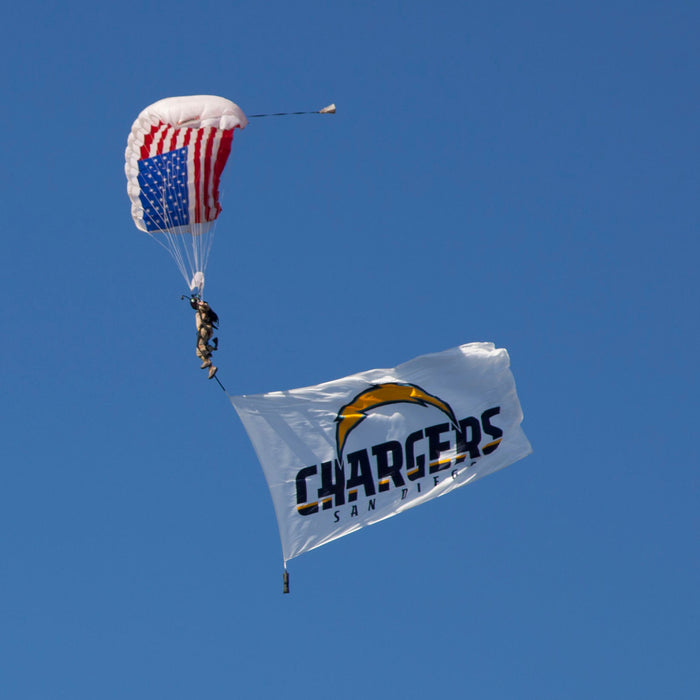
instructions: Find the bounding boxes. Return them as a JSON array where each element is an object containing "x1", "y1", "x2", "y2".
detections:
[{"x1": 335, "y1": 383, "x2": 458, "y2": 460}]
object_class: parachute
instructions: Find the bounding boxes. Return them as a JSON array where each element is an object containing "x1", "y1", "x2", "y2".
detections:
[{"x1": 125, "y1": 95, "x2": 247, "y2": 295}]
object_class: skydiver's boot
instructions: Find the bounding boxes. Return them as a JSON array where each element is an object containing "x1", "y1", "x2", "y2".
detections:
[
  {"x1": 208, "y1": 365, "x2": 218, "y2": 380},
  {"x1": 212, "y1": 337, "x2": 218, "y2": 350},
  {"x1": 201, "y1": 359, "x2": 212, "y2": 369}
]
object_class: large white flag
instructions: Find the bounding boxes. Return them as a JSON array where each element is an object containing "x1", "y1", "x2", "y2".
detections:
[{"x1": 231, "y1": 343, "x2": 532, "y2": 564}]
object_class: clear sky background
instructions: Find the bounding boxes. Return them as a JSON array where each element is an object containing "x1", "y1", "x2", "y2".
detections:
[{"x1": 2, "y1": 1, "x2": 698, "y2": 698}]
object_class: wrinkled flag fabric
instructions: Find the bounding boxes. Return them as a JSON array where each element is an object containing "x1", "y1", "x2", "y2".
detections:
[{"x1": 231, "y1": 343, "x2": 532, "y2": 563}]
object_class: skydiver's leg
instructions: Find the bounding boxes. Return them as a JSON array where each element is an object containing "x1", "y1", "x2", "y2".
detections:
[
  {"x1": 198, "y1": 324, "x2": 213, "y2": 364},
  {"x1": 198, "y1": 337, "x2": 212, "y2": 367}
]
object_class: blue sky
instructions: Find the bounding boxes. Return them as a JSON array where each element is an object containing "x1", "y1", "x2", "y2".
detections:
[{"x1": 2, "y1": 1, "x2": 698, "y2": 698}]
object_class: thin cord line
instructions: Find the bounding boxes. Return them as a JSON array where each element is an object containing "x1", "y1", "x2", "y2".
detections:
[{"x1": 213, "y1": 373, "x2": 228, "y2": 394}]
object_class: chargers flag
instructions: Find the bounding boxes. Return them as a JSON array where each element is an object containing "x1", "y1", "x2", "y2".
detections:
[{"x1": 231, "y1": 343, "x2": 532, "y2": 565}]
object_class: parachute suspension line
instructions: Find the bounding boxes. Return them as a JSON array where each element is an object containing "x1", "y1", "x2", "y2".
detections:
[
  {"x1": 138, "y1": 158, "x2": 216, "y2": 295},
  {"x1": 194, "y1": 221, "x2": 217, "y2": 292},
  {"x1": 138, "y1": 163, "x2": 190, "y2": 286}
]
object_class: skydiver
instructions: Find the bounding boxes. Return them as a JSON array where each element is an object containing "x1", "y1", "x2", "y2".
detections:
[{"x1": 189, "y1": 296, "x2": 219, "y2": 379}]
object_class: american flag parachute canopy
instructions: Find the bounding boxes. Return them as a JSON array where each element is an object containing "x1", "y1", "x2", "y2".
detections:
[{"x1": 125, "y1": 95, "x2": 247, "y2": 295}]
